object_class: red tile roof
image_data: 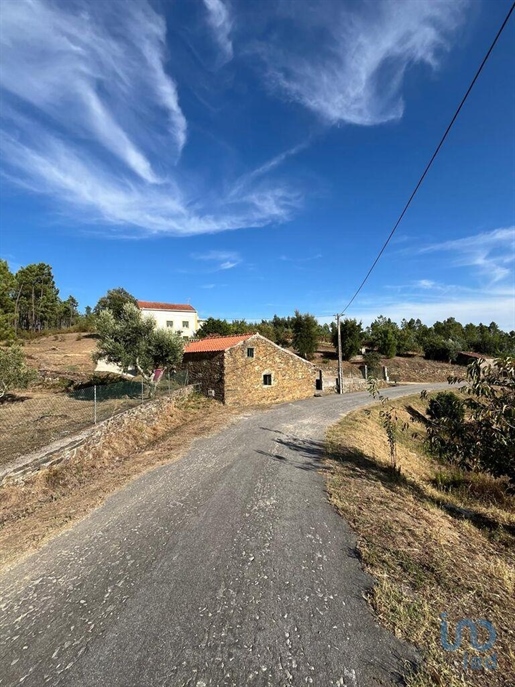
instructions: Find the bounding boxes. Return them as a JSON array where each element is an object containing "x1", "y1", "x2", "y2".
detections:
[
  {"x1": 184, "y1": 334, "x2": 255, "y2": 353},
  {"x1": 138, "y1": 300, "x2": 196, "y2": 312}
]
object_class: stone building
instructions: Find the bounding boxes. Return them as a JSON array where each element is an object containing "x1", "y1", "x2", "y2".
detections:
[{"x1": 182, "y1": 334, "x2": 319, "y2": 406}]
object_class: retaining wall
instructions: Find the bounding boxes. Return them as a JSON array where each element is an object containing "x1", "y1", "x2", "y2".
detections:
[{"x1": 1, "y1": 385, "x2": 195, "y2": 485}]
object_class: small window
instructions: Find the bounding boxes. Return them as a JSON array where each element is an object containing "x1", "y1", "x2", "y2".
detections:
[
  {"x1": 247, "y1": 347, "x2": 255, "y2": 358},
  {"x1": 263, "y1": 373, "x2": 272, "y2": 386},
  {"x1": 166, "y1": 321, "x2": 173, "y2": 328},
  {"x1": 182, "y1": 321, "x2": 189, "y2": 328}
]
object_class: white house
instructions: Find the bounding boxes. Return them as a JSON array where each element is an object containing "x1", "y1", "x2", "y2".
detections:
[{"x1": 137, "y1": 301, "x2": 199, "y2": 338}]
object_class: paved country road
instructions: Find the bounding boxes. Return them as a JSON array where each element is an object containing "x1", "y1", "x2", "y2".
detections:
[{"x1": 0, "y1": 384, "x2": 447, "y2": 687}]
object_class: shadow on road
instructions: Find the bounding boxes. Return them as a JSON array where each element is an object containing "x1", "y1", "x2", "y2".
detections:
[{"x1": 256, "y1": 433, "x2": 329, "y2": 472}]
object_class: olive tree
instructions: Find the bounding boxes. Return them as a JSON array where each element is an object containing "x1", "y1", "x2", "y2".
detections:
[
  {"x1": 0, "y1": 345, "x2": 37, "y2": 398},
  {"x1": 94, "y1": 304, "x2": 184, "y2": 395}
]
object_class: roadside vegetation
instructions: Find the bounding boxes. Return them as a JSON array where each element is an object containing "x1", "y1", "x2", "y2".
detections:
[{"x1": 325, "y1": 359, "x2": 515, "y2": 686}]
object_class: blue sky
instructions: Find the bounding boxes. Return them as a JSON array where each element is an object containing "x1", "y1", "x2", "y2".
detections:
[{"x1": 1, "y1": 0, "x2": 514, "y2": 329}]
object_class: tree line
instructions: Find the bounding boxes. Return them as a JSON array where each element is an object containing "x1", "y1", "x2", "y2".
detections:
[
  {"x1": 0, "y1": 262, "x2": 139, "y2": 340},
  {"x1": 0, "y1": 260, "x2": 85, "y2": 339},
  {"x1": 196, "y1": 313, "x2": 327, "y2": 359},
  {"x1": 197, "y1": 314, "x2": 514, "y2": 361},
  {"x1": 332, "y1": 316, "x2": 514, "y2": 362},
  {"x1": 1, "y1": 261, "x2": 513, "y2": 361}
]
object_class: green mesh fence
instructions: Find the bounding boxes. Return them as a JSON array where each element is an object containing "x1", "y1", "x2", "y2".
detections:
[{"x1": 0, "y1": 370, "x2": 190, "y2": 466}]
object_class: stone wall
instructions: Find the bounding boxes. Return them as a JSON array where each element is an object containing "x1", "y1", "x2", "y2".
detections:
[
  {"x1": 1, "y1": 385, "x2": 195, "y2": 485},
  {"x1": 321, "y1": 376, "x2": 368, "y2": 393},
  {"x1": 340, "y1": 377, "x2": 368, "y2": 392},
  {"x1": 182, "y1": 352, "x2": 225, "y2": 402},
  {"x1": 224, "y1": 336, "x2": 317, "y2": 407}
]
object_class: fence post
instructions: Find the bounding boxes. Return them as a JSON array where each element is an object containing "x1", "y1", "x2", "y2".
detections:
[
  {"x1": 94, "y1": 385, "x2": 97, "y2": 424},
  {"x1": 141, "y1": 380, "x2": 144, "y2": 403}
]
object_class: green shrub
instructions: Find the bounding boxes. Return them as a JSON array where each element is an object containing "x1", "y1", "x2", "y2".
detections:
[
  {"x1": 426, "y1": 358, "x2": 515, "y2": 482},
  {"x1": 0, "y1": 345, "x2": 38, "y2": 397},
  {"x1": 363, "y1": 352, "x2": 382, "y2": 377},
  {"x1": 427, "y1": 392, "x2": 464, "y2": 423}
]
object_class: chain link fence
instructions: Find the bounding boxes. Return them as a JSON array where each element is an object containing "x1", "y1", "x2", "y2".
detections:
[{"x1": 0, "y1": 371, "x2": 189, "y2": 466}]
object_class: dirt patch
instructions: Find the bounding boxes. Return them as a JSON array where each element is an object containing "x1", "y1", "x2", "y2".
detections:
[
  {"x1": 380, "y1": 357, "x2": 463, "y2": 383},
  {"x1": 325, "y1": 395, "x2": 515, "y2": 687},
  {"x1": 22, "y1": 332, "x2": 98, "y2": 378},
  {"x1": 0, "y1": 395, "x2": 239, "y2": 572}
]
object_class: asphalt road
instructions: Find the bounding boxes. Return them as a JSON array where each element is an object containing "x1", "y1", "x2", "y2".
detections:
[{"x1": 0, "y1": 384, "x2": 447, "y2": 687}]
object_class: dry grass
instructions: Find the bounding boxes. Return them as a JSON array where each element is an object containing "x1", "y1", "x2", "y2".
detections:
[
  {"x1": 325, "y1": 394, "x2": 515, "y2": 687},
  {"x1": 0, "y1": 395, "x2": 237, "y2": 572},
  {"x1": 0, "y1": 389, "x2": 144, "y2": 466},
  {"x1": 313, "y1": 344, "x2": 464, "y2": 383},
  {"x1": 22, "y1": 331, "x2": 97, "y2": 376}
]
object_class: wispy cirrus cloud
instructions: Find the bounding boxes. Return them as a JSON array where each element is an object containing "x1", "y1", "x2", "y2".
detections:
[
  {"x1": 0, "y1": 0, "x2": 301, "y2": 237},
  {"x1": 191, "y1": 250, "x2": 242, "y2": 270},
  {"x1": 316, "y1": 226, "x2": 515, "y2": 329},
  {"x1": 229, "y1": 140, "x2": 312, "y2": 198},
  {"x1": 203, "y1": 0, "x2": 233, "y2": 63},
  {"x1": 256, "y1": 0, "x2": 469, "y2": 126},
  {"x1": 415, "y1": 279, "x2": 439, "y2": 290},
  {"x1": 0, "y1": 125, "x2": 301, "y2": 236},
  {"x1": 0, "y1": 0, "x2": 186, "y2": 178},
  {"x1": 420, "y1": 227, "x2": 515, "y2": 284}
]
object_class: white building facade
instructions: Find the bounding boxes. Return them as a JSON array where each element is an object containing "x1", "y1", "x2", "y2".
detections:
[{"x1": 137, "y1": 301, "x2": 199, "y2": 338}]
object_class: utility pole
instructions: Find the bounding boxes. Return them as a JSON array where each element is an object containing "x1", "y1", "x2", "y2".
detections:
[{"x1": 336, "y1": 313, "x2": 343, "y2": 395}]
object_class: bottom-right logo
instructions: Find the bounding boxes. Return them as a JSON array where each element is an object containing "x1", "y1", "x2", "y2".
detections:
[{"x1": 440, "y1": 613, "x2": 497, "y2": 671}]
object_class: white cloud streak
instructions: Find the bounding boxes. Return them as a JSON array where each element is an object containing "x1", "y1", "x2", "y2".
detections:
[
  {"x1": 230, "y1": 140, "x2": 311, "y2": 198},
  {"x1": 0, "y1": 125, "x2": 301, "y2": 236},
  {"x1": 258, "y1": 0, "x2": 469, "y2": 125},
  {"x1": 0, "y1": 0, "x2": 186, "y2": 178},
  {"x1": 420, "y1": 227, "x2": 515, "y2": 284},
  {"x1": 316, "y1": 281, "x2": 515, "y2": 330},
  {"x1": 316, "y1": 227, "x2": 515, "y2": 329},
  {"x1": 192, "y1": 251, "x2": 242, "y2": 270},
  {"x1": 349, "y1": 228, "x2": 515, "y2": 329},
  {"x1": 203, "y1": 0, "x2": 233, "y2": 62},
  {"x1": 348, "y1": 293, "x2": 515, "y2": 331},
  {"x1": 0, "y1": 0, "x2": 301, "y2": 236}
]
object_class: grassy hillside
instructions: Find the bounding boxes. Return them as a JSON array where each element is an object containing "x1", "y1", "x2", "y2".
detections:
[
  {"x1": 22, "y1": 331, "x2": 98, "y2": 378},
  {"x1": 314, "y1": 342, "x2": 464, "y2": 382},
  {"x1": 325, "y1": 394, "x2": 515, "y2": 687}
]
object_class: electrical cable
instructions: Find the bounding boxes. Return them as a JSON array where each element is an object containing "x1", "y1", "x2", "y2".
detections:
[{"x1": 340, "y1": 1, "x2": 515, "y2": 316}]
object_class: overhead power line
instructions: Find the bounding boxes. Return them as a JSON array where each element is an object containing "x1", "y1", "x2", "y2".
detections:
[{"x1": 340, "y1": 1, "x2": 515, "y2": 316}]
